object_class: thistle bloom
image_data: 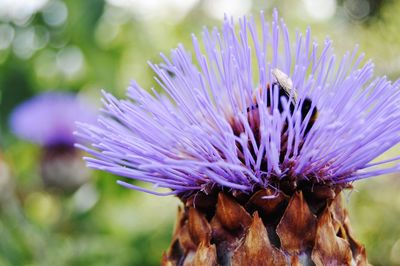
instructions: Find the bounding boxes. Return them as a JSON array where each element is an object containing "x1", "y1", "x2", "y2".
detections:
[
  {"x1": 10, "y1": 92, "x2": 96, "y2": 191},
  {"x1": 77, "y1": 12, "x2": 400, "y2": 196},
  {"x1": 77, "y1": 10, "x2": 400, "y2": 265}
]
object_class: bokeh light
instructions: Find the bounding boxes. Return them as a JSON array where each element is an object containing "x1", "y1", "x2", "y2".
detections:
[{"x1": 302, "y1": 0, "x2": 337, "y2": 21}]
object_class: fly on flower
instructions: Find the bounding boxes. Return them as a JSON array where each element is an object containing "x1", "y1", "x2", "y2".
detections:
[
  {"x1": 76, "y1": 9, "x2": 400, "y2": 265},
  {"x1": 248, "y1": 68, "x2": 318, "y2": 136},
  {"x1": 273, "y1": 68, "x2": 318, "y2": 136},
  {"x1": 272, "y1": 68, "x2": 296, "y2": 99}
]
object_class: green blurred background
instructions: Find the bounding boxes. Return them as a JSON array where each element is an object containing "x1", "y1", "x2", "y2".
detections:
[{"x1": 0, "y1": 0, "x2": 400, "y2": 265}]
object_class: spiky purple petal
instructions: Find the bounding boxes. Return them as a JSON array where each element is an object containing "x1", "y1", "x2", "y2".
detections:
[{"x1": 77, "y1": 10, "x2": 400, "y2": 195}]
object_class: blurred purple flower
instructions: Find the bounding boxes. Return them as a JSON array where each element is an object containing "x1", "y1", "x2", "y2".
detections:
[
  {"x1": 10, "y1": 92, "x2": 96, "y2": 147},
  {"x1": 76, "y1": 11, "x2": 400, "y2": 196},
  {"x1": 10, "y1": 92, "x2": 97, "y2": 191}
]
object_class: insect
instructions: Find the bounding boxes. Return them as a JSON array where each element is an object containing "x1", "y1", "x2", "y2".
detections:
[
  {"x1": 271, "y1": 68, "x2": 297, "y2": 101},
  {"x1": 248, "y1": 68, "x2": 318, "y2": 135}
]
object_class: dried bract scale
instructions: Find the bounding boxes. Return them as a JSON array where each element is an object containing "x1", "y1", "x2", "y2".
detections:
[
  {"x1": 311, "y1": 207, "x2": 353, "y2": 265},
  {"x1": 231, "y1": 212, "x2": 286, "y2": 266},
  {"x1": 276, "y1": 191, "x2": 317, "y2": 254},
  {"x1": 77, "y1": 9, "x2": 399, "y2": 266},
  {"x1": 163, "y1": 191, "x2": 367, "y2": 265}
]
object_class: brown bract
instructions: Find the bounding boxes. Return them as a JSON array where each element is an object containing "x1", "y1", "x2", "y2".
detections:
[
  {"x1": 188, "y1": 207, "x2": 212, "y2": 245},
  {"x1": 246, "y1": 188, "x2": 289, "y2": 223},
  {"x1": 311, "y1": 207, "x2": 352, "y2": 265},
  {"x1": 162, "y1": 189, "x2": 369, "y2": 266},
  {"x1": 215, "y1": 193, "x2": 252, "y2": 231},
  {"x1": 231, "y1": 212, "x2": 286, "y2": 266},
  {"x1": 276, "y1": 191, "x2": 317, "y2": 254}
]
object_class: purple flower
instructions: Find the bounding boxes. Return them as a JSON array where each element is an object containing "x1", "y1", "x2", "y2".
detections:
[
  {"x1": 76, "y1": 10, "x2": 400, "y2": 196},
  {"x1": 10, "y1": 92, "x2": 97, "y2": 191},
  {"x1": 10, "y1": 92, "x2": 96, "y2": 147}
]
